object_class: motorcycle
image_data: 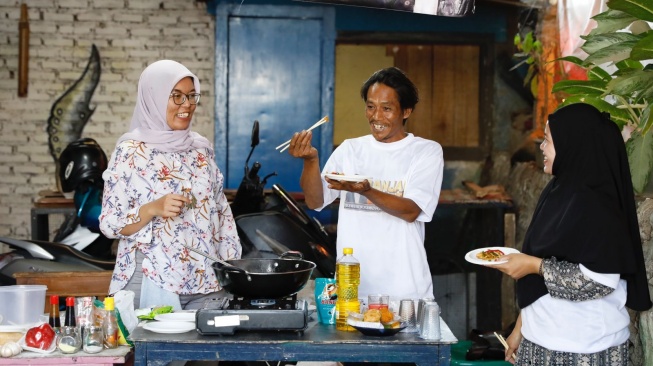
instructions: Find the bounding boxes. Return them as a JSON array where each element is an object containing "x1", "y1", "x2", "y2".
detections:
[
  {"x1": 0, "y1": 121, "x2": 336, "y2": 284},
  {"x1": 230, "y1": 120, "x2": 337, "y2": 278}
]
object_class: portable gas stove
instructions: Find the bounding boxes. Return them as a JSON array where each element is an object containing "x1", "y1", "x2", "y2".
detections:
[{"x1": 196, "y1": 294, "x2": 309, "y2": 335}]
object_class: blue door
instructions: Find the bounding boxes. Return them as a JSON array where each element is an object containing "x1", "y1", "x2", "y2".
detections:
[{"x1": 215, "y1": 4, "x2": 335, "y2": 192}]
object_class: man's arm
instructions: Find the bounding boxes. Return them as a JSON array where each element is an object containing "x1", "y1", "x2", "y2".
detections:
[{"x1": 300, "y1": 156, "x2": 324, "y2": 209}]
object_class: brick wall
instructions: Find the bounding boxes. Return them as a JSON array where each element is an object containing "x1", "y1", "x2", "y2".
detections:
[{"x1": 0, "y1": 0, "x2": 216, "y2": 240}]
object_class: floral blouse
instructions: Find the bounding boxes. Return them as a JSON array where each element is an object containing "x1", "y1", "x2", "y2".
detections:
[{"x1": 100, "y1": 140, "x2": 241, "y2": 295}]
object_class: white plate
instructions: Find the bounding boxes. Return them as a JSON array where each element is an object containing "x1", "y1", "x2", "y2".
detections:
[
  {"x1": 465, "y1": 247, "x2": 520, "y2": 265},
  {"x1": 143, "y1": 321, "x2": 196, "y2": 334},
  {"x1": 324, "y1": 173, "x2": 372, "y2": 183},
  {"x1": 154, "y1": 312, "x2": 196, "y2": 322}
]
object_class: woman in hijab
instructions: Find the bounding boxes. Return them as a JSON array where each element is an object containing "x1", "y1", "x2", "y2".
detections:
[
  {"x1": 100, "y1": 60, "x2": 241, "y2": 310},
  {"x1": 491, "y1": 103, "x2": 651, "y2": 365}
]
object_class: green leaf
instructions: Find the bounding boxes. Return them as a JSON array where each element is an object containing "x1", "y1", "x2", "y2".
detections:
[
  {"x1": 589, "y1": 9, "x2": 638, "y2": 35},
  {"x1": 522, "y1": 32, "x2": 534, "y2": 53},
  {"x1": 552, "y1": 80, "x2": 608, "y2": 95},
  {"x1": 606, "y1": 69, "x2": 653, "y2": 100},
  {"x1": 607, "y1": 0, "x2": 653, "y2": 22},
  {"x1": 615, "y1": 59, "x2": 644, "y2": 71},
  {"x1": 588, "y1": 66, "x2": 613, "y2": 82},
  {"x1": 626, "y1": 130, "x2": 653, "y2": 194},
  {"x1": 638, "y1": 75, "x2": 653, "y2": 100},
  {"x1": 581, "y1": 32, "x2": 641, "y2": 54},
  {"x1": 513, "y1": 33, "x2": 521, "y2": 47},
  {"x1": 556, "y1": 95, "x2": 631, "y2": 128},
  {"x1": 584, "y1": 40, "x2": 639, "y2": 65},
  {"x1": 530, "y1": 77, "x2": 538, "y2": 97},
  {"x1": 640, "y1": 103, "x2": 653, "y2": 134},
  {"x1": 631, "y1": 32, "x2": 653, "y2": 60}
]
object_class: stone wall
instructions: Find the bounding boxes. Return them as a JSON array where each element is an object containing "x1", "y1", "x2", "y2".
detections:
[{"x1": 0, "y1": 0, "x2": 216, "y2": 239}]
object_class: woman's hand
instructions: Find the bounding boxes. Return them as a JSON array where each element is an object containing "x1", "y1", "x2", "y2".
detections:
[
  {"x1": 503, "y1": 312, "x2": 523, "y2": 364},
  {"x1": 119, "y1": 193, "x2": 191, "y2": 236},
  {"x1": 505, "y1": 328, "x2": 522, "y2": 364},
  {"x1": 490, "y1": 253, "x2": 542, "y2": 280},
  {"x1": 148, "y1": 193, "x2": 190, "y2": 218}
]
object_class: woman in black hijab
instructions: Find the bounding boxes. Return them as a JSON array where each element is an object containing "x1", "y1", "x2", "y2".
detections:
[{"x1": 491, "y1": 103, "x2": 651, "y2": 365}]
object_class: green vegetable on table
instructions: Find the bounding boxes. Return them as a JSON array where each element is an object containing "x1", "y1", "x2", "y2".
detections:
[{"x1": 137, "y1": 305, "x2": 174, "y2": 320}]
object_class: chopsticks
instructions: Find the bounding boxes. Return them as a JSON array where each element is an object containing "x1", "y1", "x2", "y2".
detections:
[
  {"x1": 494, "y1": 332, "x2": 517, "y2": 361},
  {"x1": 275, "y1": 115, "x2": 329, "y2": 153}
]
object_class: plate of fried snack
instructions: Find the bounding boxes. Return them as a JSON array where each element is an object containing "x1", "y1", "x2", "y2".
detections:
[{"x1": 347, "y1": 307, "x2": 406, "y2": 336}]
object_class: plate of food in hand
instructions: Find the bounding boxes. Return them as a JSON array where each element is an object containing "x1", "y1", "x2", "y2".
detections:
[
  {"x1": 465, "y1": 247, "x2": 519, "y2": 265},
  {"x1": 346, "y1": 307, "x2": 406, "y2": 336},
  {"x1": 323, "y1": 173, "x2": 372, "y2": 183}
]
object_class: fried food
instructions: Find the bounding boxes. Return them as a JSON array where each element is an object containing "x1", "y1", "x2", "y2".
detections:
[
  {"x1": 380, "y1": 308, "x2": 394, "y2": 323},
  {"x1": 476, "y1": 248, "x2": 504, "y2": 261},
  {"x1": 363, "y1": 308, "x2": 381, "y2": 322}
]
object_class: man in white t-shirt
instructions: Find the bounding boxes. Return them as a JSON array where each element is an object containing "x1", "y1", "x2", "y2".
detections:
[{"x1": 287, "y1": 67, "x2": 444, "y2": 303}]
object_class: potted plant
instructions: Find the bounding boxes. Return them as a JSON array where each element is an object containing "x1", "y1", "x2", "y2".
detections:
[{"x1": 552, "y1": 0, "x2": 653, "y2": 194}]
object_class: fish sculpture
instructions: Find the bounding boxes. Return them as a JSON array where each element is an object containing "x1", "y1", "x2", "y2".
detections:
[{"x1": 46, "y1": 44, "x2": 101, "y2": 191}]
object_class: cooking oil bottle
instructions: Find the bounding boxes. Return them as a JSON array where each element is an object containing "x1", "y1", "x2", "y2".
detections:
[{"x1": 335, "y1": 247, "x2": 360, "y2": 332}]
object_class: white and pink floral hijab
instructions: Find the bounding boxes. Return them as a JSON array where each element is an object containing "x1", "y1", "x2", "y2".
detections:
[{"x1": 116, "y1": 60, "x2": 212, "y2": 152}]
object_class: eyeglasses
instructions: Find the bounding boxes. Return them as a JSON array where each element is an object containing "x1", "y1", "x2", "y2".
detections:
[{"x1": 169, "y1": 92, "x2": 201, "y2": 105}]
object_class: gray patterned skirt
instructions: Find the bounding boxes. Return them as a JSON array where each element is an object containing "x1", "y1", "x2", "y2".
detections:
[{"x1": 515, "y1": 338, "x2": 628, "y2": 366}]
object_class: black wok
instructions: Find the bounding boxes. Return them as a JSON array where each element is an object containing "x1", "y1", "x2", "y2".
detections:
[{"x1": 212, "y1": 251, "x2": 316, "y2": 299}]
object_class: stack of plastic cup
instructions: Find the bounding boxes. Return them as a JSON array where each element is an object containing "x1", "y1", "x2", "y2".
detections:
[
  {"x1": 416, "y1": 297, "x2": 435, "y2": 332},
  {"x1": 398, "y1": 299, "x2": 418, "y2": 333},
  {"x1": 418, "y1": 301, "x2": 441, "y2": 340}
]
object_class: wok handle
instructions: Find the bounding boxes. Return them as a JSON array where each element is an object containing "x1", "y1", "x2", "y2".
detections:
[{"x1": 280, "y1": 250, "x2": 304, "y2": 260}]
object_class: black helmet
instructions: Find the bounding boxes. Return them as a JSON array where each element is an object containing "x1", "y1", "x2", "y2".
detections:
[{"x1": 59, "y1": 138, "x2": 108, "y2": 193}]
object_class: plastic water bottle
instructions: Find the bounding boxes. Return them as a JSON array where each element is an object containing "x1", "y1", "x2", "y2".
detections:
[{"x1": 335, "y1": 247, "x2": 360, "y2": 332}]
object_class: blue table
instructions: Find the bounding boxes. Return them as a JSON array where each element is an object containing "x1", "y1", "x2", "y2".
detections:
[{"x1": 130, "y1": 317, "x2": 457, "y2": 366}]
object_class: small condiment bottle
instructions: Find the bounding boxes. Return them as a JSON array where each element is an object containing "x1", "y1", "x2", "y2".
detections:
[
  {"x1": 64, "y1": 296, "x2": 76, "y2": 327},
  {"x1": 102, "y1": 297, "x2": 119, "y2": 349},
  {"x1": 48, "y1": 295, "x2": 61, "y2": 332}
]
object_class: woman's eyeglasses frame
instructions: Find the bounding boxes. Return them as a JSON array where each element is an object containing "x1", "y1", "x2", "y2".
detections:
[{"x1": 169, "y1": 92, "x2": 201, "y2": 105}]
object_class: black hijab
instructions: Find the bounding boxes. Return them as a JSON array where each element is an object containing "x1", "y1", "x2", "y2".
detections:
[{"x1": 517, "y1": 103, "x2": 652, "y2": 311}]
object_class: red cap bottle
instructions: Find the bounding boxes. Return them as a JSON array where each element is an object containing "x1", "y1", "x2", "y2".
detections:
[
  {"x1": 48, "y1": 295, "x2": 61, "y2": 329},
  {"x1": 64, "y1": 296, "x2": 76, "y2": 327}
]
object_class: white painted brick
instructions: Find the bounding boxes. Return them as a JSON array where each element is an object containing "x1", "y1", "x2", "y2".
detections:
[
  {"x1": 131, "y1": 28, "x2": 162, "y2": 37},
  {"x1": 95, "y1": 26, "x2": 129, "y2": 37},
  {"x1": 30, "y1": 175, "x2": 57, "y2": 186},
  {"x1": 14, "y1": 165, "x2": 48, "y2": 175},
  {"x1": 163, "y1": 27, "x2": 198, "y2": 37},
  {"x1": 127, "y1": 0, "x2": 163, "y2": 10},
  {"x1": 59, "y1": 0, "x2": 91, "y2": 8},
  {"x1": 76, "y1": 12, "x2": 113, "y2": 22},
  {"x1": 30, "y1": 23, "x2": 59, "y2": 34},
  {"x1": 93, "y1": 0, "x2": 130, "y2": 9},
  {"x1": 44, "y1": 12, "x2": 75, "y2": 22}
]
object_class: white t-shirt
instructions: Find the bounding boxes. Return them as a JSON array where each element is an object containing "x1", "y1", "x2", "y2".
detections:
[
  {"x1": 317, "y1": 134, "x2": 444, "y2": 302},
  {"x1": 521, "y1": 265, "x2": 629, "y2": 353}
]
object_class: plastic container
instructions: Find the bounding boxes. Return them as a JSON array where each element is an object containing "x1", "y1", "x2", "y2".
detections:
[
  {"x1": 0, "y1": 285, "x2": 47, "y2": 326},
  {"x1": 335, "y1": 247, "x2": 360, "y2": 332}
]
